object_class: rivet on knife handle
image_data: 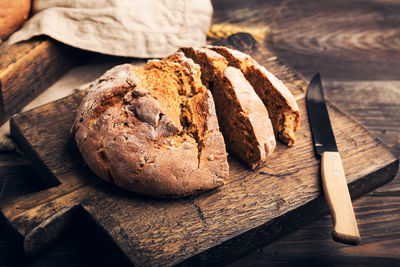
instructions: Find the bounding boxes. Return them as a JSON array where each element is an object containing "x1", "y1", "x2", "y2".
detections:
[{"x1": 321, "y1": 151, "x2": 361, "y2": 245}]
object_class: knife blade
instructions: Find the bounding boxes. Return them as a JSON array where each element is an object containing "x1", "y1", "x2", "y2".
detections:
[{"x1": 306, "y1": 73, "x2": 360, "y2": 245}]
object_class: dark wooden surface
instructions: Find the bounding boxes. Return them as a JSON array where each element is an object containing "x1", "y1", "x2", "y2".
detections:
[{"x1": 0, "y1": 0, "x2": 399, "y2": 266}]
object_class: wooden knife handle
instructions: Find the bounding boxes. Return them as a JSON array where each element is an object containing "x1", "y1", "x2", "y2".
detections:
[{"x1": 321, "y1": 151, "x2": 361, "y2": 245}]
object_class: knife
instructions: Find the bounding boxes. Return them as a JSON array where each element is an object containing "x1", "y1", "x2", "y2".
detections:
[{"x1": 306, "y1": 73, "x2": 361, "y2": 245}]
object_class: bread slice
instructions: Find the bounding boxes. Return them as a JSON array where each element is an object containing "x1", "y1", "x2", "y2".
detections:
[
  {"x1": 209, "y1": 46, "x2": 300, "y2": 145},
  {"x1": 71, "y1": 53, "x2": 229, "y2": 197},
  {"x1": 179, "y1": 47, "x2": 276, "y2": 169}
]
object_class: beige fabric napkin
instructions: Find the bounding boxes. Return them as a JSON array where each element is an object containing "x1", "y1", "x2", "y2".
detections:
[{"x1": 8, "y1": 0, "x2": 213, "y2": 57}]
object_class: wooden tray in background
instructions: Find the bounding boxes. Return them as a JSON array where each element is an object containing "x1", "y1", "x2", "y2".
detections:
[
  {"x1": 0, "y1": 34, "x2": 398, "y2": 266},
  {"x1": 0, "y1": 37, "x2": 82, "y2": 124}
]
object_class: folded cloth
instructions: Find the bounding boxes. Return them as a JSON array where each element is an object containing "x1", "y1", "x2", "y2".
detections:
[{"x1": 7, "y1": 0, "x2": 213, "y2": 58}]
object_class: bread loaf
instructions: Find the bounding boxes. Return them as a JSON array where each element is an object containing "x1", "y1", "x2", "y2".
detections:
[
  {"x1": 209, "y1": 46, "x2": 300, "y2": 145},
  {"x1": 72, "y1": 46, "x2": 300, "y2": 196},
  {"x1": 0, "y1": 0, "x2": 31, "y2": 41},
  {"x1": 71, "y1": 53, "x2": 229, "y2": 197},
  {"x1": 179, "y1": 47, "x2": 276, "y2": 170}
]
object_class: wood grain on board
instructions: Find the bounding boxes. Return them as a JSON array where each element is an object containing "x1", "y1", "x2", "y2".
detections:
[
  {"x1": 0, "y1": 37, "x2": 82, "y2": 124},
  {"x1": 0, "y1": 34, "x2": 397, "y2": 266}
]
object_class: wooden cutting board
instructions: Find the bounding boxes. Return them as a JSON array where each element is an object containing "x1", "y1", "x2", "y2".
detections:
[{"x1": 1, "y1": 34, "x2": 398, "y2": 266}]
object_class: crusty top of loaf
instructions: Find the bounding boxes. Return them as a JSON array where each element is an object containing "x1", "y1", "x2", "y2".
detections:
[{"x1": 71, "y1": 56, "x2": 229, "y2": 197}]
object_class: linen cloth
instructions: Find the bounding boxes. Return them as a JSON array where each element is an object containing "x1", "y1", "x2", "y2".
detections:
[{"x1": 8, "y1": 0, "x2": 213, "y2": 57}]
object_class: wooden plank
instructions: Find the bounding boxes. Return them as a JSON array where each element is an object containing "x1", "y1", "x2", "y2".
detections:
[
  {"x1": 1, "y1": 64, "x2": 397, "y2": 265},
  {"x1": 0, "y1": 37, "x2": 84, "y2": 124},
  {"x1": 228, "y1": 195, "x2": 400, "y2": 266},
  {"x1": 211, "y1": 0, "x2": 400, "y2": 81}
]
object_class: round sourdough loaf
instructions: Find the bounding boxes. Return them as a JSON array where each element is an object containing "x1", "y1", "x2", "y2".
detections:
[{"x1": 71, "y1": 54, "x2": 229, "y2": 197}]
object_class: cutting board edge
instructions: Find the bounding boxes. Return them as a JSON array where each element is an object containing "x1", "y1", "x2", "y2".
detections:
[{"x1": 10, "y1": 116, "x2": 61, "y2": 188}]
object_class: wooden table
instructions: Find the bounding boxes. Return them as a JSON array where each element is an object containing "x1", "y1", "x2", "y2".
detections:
[{"x1": 1, "y1": 0, "x2": 399, "y2": 265}]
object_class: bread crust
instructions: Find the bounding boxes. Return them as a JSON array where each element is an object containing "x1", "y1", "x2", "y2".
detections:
[
  {"x1": 0, "y1": 0, "x2": 31, "y2": 40},
  {"x1": 71, "y1": 58, "x2": 229, "y2": 197}
]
